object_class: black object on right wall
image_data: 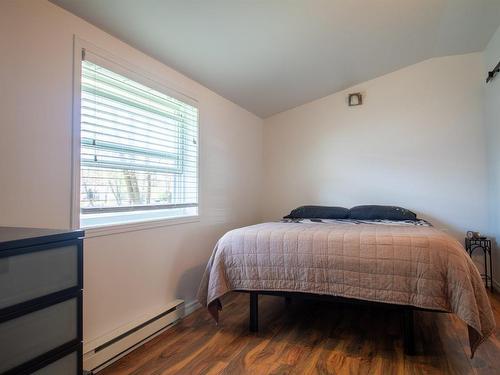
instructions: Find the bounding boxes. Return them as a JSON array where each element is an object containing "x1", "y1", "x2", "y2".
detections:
[{"x1": 486, "y1": 60, "x2": 500, "y2": 83}]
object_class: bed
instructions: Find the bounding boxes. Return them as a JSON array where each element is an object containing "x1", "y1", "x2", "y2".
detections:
[{"x1": 197, "y1": 206, "x2": 495, "y2": 357}]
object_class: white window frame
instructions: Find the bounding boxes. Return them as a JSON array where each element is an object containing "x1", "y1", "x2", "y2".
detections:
[{"x1": 71, "y1": 37, "x2": 200, "y2": 237}]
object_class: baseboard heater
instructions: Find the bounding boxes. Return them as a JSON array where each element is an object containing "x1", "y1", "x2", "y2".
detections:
[{"x1": 83, "y1": 299, "x2": 185, "y2": 374}]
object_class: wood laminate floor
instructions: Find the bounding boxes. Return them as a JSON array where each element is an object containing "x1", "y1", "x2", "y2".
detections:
[{"x1": 100, "y1": 291, "x2": 500, "y2": 375}]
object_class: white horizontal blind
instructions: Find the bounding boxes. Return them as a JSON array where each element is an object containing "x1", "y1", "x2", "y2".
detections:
[{"x1": 79, "y1": 54, "x2": 198, "y2": 224}]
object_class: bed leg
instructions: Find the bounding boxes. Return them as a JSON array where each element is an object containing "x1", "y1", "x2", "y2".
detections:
[
  {"x1": 250, "y1": 292, "x2": 258, "y2": 332},
  {"x1": 403, "y1": 309, "x2": 415, "y2": 355}
]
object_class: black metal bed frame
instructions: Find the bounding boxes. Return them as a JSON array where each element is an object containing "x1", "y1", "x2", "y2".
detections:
[{"x1": 238, "y1": 290, "x2": 447, "y2": 355}]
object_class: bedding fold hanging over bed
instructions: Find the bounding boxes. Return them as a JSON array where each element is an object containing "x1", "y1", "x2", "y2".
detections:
[{"x1": 197, "y1": 220, "x2": 495, "y2": 357}]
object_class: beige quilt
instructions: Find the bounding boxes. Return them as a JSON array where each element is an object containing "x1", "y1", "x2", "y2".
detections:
[{"x1": 197, "y1": 221, "x2": 495, "y2": 356}]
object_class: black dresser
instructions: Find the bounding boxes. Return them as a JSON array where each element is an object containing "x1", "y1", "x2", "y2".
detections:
[{"x1": 0, "y1": 227, "x2": 84, "y2": 375}]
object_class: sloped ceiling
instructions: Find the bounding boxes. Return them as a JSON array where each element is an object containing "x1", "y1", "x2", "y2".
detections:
[{"x1": 51, "y1": 0, "x2": 500, "y2": 118}]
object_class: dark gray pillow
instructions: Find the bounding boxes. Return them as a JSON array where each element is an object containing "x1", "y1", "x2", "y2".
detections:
[
  {"x1": 284, "y1": 205, "x2": 349, "y2": 219},
  {"x1": 349, "y1": 205, "x2": 417, "y2": 221}
]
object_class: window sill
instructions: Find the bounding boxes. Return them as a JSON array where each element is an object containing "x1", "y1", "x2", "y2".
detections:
[{"x1": 82, "y1": 215, "x2": 200, "y2": 238}]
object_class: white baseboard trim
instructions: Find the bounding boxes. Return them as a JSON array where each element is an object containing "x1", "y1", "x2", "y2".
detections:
[
  {"x1": 83, "y1": 299, "x2": 184, "y2": 354},
  {"x1": 83, "y1": 298, "x2": 203, "y2": 373},
  {"x1": 183, "y1": 299, "x2": 202, "y2": 316}
]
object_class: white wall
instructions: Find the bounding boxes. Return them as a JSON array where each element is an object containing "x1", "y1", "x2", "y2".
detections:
[
  {"x1": 263, "y1": 53, "x2": 488, "y2": 240},
  {"x1": 483, "y1": 26, "x2": 500, "y2": 288},
  {"x1": 0, "y1": 0, "x2": 263, "y2": 343}
]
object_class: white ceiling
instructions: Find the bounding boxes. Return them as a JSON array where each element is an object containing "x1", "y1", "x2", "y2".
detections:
[{"x1": 51, "y1": 0, "x2": 500, "y2": 118}]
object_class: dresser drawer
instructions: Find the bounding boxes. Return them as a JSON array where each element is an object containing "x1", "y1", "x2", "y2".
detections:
[
  {"x1": 0, "y1": 241, "x2": 81, "y2": 310},
  {"x1": 32, "y1": 349, "x2": 80, "y2": 375},
  {"x1": 0, "y1": 296, "x2": 79, "y2": 374}
]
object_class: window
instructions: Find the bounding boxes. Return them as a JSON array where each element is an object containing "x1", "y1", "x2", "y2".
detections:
[{"x1": 77, "y1": 49, "x2": 198, "y2": 228}]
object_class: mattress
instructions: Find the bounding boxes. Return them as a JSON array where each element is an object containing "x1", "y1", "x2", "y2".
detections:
[{"x1": 197, "y1": 219, "x2": 495, "y2": 356}]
